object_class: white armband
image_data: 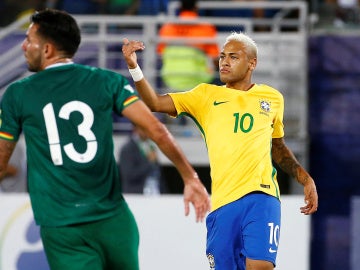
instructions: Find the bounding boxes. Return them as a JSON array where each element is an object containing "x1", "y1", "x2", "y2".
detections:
[{"x1": 128, "y1": 65, "x2": 144, "y2": 82}]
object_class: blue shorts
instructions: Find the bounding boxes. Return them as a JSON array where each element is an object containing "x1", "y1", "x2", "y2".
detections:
[{"x1": 206, "y1": 192, "x2": 281, "y2": 270}]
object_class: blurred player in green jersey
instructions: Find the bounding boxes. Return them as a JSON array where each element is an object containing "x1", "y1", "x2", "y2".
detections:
[
  {"x1": 122, "y1": 32, "x2": 318, "y2": 270},
  {"x1": 0, "y1": 9, "x2": 210, "y2": 270}
]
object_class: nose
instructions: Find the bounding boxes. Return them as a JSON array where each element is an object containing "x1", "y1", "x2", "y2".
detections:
[
  {"x1": 220, "y1": 57, "x2": 229, "y2": 67},
  {"x1": 21, "y1": 40, "x2": 27, "y2": 51}
]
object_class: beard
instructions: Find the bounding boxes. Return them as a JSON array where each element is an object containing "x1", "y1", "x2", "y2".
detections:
[{"x1": 25, "y1": 54, "x2": 42, "y2": 72}]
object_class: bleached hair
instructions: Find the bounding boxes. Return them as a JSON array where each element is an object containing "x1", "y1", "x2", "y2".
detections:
[{"x1": 225, "y1": 32, "x2": 258, "y2": 58}]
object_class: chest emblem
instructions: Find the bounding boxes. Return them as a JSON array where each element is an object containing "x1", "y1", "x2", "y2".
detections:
[{"x1": 259, "y1": 100, "x2": 271, "y2": 113}]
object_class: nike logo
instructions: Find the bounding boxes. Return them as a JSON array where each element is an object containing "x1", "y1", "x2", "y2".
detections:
[
  {"x1": 269, "y1": 248, "x2": 277, "y2": 253},
  {"x1": 213, "y1": 101, "x2": 229, "y2": 106}
]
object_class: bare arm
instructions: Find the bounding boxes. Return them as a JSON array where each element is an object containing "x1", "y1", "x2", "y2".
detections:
[
  {"x1": 272, "y1": 137, "x2": 318, "y2": 215},
  {"x1": 121, "y1": 38, "x2": 177, "y2": 116},
  {"x1": 0, "y1": 139, "x2": 17, "y2": 180},
  {"x1": 122, "y1": 101, "x2": 210, "y2": 221}
]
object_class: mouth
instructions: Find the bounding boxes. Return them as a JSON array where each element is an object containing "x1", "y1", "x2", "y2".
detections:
[{"x1": 220, "y1": 69, "x2": 230, "y2": 74}]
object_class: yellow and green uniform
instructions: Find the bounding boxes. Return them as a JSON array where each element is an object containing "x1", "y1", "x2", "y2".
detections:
[{"x1": 169, "y1": 83, "x2": 284, "y2": 211}]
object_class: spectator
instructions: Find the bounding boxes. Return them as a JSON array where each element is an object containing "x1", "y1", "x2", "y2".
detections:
[
  {"x1": 331, "y1": 0, "x2": 360, "y2": 26},
  {"x1": 157, "y1": 0, "x2": 220, "y2": 92},
  {"x1": 118, "y1": 125, "x2": 167, "y2": 194}
]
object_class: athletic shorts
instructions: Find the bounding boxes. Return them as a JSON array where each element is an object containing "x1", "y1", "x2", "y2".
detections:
[
  {"x1": 40, "y1": 201, "x2": 139, "y2": 270},
  {"x1": 206, "y1": 192, "x2": 281, "y2": 270}
]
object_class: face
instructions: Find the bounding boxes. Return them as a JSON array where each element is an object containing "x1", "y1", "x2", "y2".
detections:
[
  {"x1": 21, "y1": 23, "x2": 46, "y2": 72},
  {"x1": 219, "y1": 40, "x2": 256, "y2": 85}
]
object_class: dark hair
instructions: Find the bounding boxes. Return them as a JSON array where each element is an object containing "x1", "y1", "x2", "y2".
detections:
[
  {"x1": 181, "y1": 0, "x2": 197, "y2": 11},
  {"x1": 30, "y1": 9, "x2": 81, "y2": 57}
]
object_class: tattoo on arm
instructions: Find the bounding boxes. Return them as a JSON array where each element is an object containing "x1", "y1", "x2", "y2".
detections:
[{"x1": 272, "y1": 138, "x2": 309, "y2": 186}]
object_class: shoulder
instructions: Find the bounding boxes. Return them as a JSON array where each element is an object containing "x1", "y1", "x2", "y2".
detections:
[
  {"x1": 72, "y1": 64, "x2": 124, "y2": 79},
  {"x1": 169, "y1": 83, "x2": 213, "y2": 97},
  {"x1": 3, "y1": 75, "x2": 34, "y2": 97},
  {"x1": 256, "y1": 84, "x2": 284, "y2": 99}
]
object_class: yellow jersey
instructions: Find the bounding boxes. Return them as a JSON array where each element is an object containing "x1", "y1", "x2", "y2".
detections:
[{"x1": 169, "y1": 83, "x2": 284, "y2": 211}]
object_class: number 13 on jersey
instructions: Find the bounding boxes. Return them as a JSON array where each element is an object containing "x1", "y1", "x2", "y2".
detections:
[{"x1": 43, "y1": 101, "x2": 98, "y2": 165}]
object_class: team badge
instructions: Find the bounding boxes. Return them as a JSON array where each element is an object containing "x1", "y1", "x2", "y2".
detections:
[
  {"x1": 207, "y1": 253, "x2": 215, "y2": 269},
  {"x1": 259, "y1": 100, "x2": 271, "y2": 113}
]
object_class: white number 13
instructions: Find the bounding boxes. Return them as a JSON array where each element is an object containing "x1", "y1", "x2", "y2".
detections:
[{"x1": 43, "y1": 101, "x2": 98, "y2": 165}]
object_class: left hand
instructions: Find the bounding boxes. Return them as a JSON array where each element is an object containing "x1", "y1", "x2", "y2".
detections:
[
  {"x1": 300, "y1": 177, "x2": 318, "y2": 215},
  {"x1": 183, "y1": 178, "x2": 211, "y2": 222},
  {"x1": 122, "y1": 38, "x2": 145, "y2": 69}
]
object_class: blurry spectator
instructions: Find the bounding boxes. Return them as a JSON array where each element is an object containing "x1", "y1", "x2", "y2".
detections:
[
  {"x1": 105, "y1": 0, "x2": 140, "y2": 15},
  {"x1": 315, "y1": 0, "x2": 360, "y2": 28},
  {"x1": 118, "y1": 125, "x2": 166, "y2": 194},
  {"x1": 157, "y1": 0, "x2": 220, "y2": 92},
  {"x1": 332, "y1": 0, "x2": 360, "y2": 26}
]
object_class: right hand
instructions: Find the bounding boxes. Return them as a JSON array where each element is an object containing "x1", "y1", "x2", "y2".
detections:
[
  {"x1": 122, "y1": 38, "x2": 145, "y2": 69},
  {"x1": 183, "y1": 176, "x2": 211, "y2": 223}
]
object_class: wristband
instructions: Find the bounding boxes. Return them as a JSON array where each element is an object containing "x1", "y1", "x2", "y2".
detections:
[{"x1": 128, "y1": 65, "x2": 144, "y2": 82}]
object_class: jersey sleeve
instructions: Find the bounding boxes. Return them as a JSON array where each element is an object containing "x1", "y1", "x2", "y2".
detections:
[
  {"x1": 168, "y1": 84, "x2": 207, "y2": 117},
  {"x1": 272, "y1": 92, "x2": 285, "y2": 138},
  {"x1": 112, "y1": 74, "x2": 139, "y2": 115}
]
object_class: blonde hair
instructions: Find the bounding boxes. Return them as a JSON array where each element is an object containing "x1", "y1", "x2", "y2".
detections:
[{"x1": 225, "y1": 32, "x2": 258, "y2": 58}]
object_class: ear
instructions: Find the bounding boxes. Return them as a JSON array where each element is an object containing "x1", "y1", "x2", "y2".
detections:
[
  {"x1": 43, "y1": 42, "x2": 56, "y2": 59},
  {"x1": 249, "y1": 58, "x2": 257, "y2": 71}
]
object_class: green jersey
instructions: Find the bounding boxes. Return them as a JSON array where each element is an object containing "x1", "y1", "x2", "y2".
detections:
[{"x1": 0, "y1": 64, "x2": 139, "y2": 226}]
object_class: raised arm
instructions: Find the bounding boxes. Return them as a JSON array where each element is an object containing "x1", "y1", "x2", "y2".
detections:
[
  {"x1": 121, "y1": 38, "x2": 177, "y2": 116},
  {"x1": 123, "y1": 100, "x2": 210, "y2": 222},
  {"x1": 271, "y1": 137, "x2": 318, "y2": 215}
]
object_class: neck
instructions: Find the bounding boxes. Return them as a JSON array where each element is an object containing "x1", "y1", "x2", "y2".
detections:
[
  {"x1": 43, "y1": 57, "x2": 73, "y2": 70},
  {"x1": 52, "y1": 56, "x2": 72, "y2": 65},
  {"x1": 226, "y1": 80, "x2": 254, "y2": 91}
]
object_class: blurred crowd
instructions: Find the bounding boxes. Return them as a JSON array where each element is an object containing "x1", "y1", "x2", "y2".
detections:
[
  {"x1": 0, "y1": 0, "x2": 165, "y2": 27},
  {"x1": 314, "y1": 0, "x2": 360, "y2": 28},
  {"x1": 1, "y1": 0, "x2": 359, "y2": 30},
  {"x1": 0, "y1": 0, "x2": 304, "y2": 29}
]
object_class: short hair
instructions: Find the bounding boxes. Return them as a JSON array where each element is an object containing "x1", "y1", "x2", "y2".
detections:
[
  {"x1": 30, "y1": 9, "x2": 81, "y2": 57},
  {"x1": 225, "y1": 32, "x2": 258, "y2": 59}
]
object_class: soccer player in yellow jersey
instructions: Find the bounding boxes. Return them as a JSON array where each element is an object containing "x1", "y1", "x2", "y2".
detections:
[{"x1": 122, "y1": 32, "x2": 318, "y2": 270}]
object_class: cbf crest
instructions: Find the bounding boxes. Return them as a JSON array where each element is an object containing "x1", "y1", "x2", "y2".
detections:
[
  {"x1": 259, "y1": 99, "x2": 271, "y2": 113},
  {"x1": 207, "y1": 253, "x2": 215, "y2": 270}
]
